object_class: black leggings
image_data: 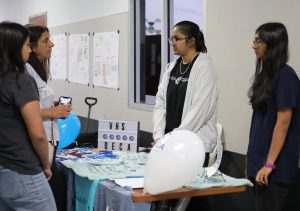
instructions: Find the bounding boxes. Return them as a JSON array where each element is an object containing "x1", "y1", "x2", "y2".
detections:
[
  {"x1": 49, "y1": 145, "x2": 67, "y2": 211},
  {"x1": 249, "y1": 177, "x2": 290, "y2": 211}
]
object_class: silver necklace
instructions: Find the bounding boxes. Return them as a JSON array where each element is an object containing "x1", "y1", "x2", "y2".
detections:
[{"x1": 179, "y1": 53, "x2": 199, "y2": 75}]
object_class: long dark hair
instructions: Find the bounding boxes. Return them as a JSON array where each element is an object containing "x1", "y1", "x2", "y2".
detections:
[
  {"x1": 174, "y1": 21, "x2": 207, "y2": 53},
  {"x1": 0, "y1": 21, "x2": 29, "y2": 78},
  {"x1": 248, "y1": 22, "x2": 289, "y2": 112},
  {"x1": 25, "y1": 24, "x2": 50, "y2": 82}
]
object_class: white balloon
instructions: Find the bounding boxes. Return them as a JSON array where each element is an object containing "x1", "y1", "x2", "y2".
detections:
[{"x1": 144, "y1": 130, "x2": 205, "y2": 195}]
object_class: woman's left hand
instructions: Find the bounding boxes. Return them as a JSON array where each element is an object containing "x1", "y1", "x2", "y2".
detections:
[
  {"x1": 51, "y1": 104, "x2": 72, "y2": 119},
  {"x1": 255, "y1": 166, "x2": 272, "y2": 186}
]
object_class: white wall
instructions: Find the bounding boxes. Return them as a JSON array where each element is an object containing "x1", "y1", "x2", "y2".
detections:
[
  {"x1": 206, "y1": 0, "x2": 300, "y2": 153},
  {"x1": 1, "y1": 0, "x2": 300, "y2": 154},
  {"x1": 47, "y1": 14, "x2": 155, "y2": 138},
  {"x1": 0, "y1": 0, "x2": 128, "y2": 26},
  {"x1": 0, "y1": 0, "x2": 19, "y2": 21}
]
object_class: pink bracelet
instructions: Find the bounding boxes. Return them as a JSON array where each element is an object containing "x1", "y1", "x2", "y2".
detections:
[{"x1": 265, "y1": 162, "x2": 276, "y2": 170}]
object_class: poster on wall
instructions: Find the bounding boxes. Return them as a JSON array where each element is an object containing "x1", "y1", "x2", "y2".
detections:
[
  {"x1": 173, "y1": 0, "x2": 205, "y2": 33},
  {"x1": 68, "y1": 34, "x2": 89, "y2": 85},
  {"x1": 98, "y1": 119, "x2": 139, "y2": 152},
  {"x1": 50, "y1": 34, "x2": 67, "y2": 80},
  {"x1": 92, "y1": 32, "x2": 119, "y2": 89},
  {"x1": 145, "y1": 0, "x2": 162, "y2": 35},
  {"x1": 29, "y1": 12, "x2": 47, "y2": 26}
]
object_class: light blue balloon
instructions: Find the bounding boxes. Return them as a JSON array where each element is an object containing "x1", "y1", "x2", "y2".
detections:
[{"x1": 57, "y1": 113, "x2": 81, "y2": 150}]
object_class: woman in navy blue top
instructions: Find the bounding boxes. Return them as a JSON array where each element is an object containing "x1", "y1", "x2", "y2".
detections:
[{"x1": 247, "y1": 22, "x2": 300, "y2": 211}]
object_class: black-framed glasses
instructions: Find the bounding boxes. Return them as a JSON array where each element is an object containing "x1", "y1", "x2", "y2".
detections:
[
  {"x1": 168, "y1": 36, "x2": 189, "y2": 44},
  {"x1": 253, "y1": 38, "x2": 264, "y2": 48}
]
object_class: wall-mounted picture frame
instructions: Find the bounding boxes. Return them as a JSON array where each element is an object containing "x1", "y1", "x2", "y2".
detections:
[{"x1": 29, "y1": 11, "x2": 47, "y2": 26}]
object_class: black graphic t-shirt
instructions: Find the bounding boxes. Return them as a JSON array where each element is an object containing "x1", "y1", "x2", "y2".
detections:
[{"x1": 165, "y1": 55, "x2": 198, "y2": 133}]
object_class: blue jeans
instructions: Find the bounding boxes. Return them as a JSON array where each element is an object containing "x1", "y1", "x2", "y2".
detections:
[{"x1": 0, "y1": 165, "x2": 57, "y2": 211}]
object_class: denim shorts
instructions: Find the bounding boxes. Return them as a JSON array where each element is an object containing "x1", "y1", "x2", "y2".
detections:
[{"x1": 0, "y1": 165, "x2": 57, "y2": 211}]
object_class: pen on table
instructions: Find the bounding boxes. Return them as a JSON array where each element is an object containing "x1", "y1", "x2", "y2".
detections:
[{"x1": 125, "y1": 176, "x2": 144, "y2": 178}]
